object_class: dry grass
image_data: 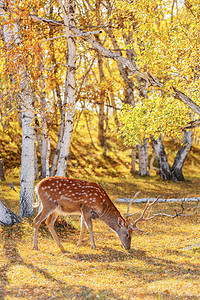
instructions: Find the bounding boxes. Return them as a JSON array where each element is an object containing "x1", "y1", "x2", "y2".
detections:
[{"x1": 1, "y1": 176, "x2": 200, "y2": 300}]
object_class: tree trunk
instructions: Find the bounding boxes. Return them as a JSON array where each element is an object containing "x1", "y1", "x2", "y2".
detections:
[
  {"x1": 20, "y1": 103, "x2": 35, "y2": 217},
  {"x1": 49, "y1": 17, "x2": 66, "y2": 177},
  {"x1": 0, "y1": 199, "x2": 21, "y2": 226},
  {"x1": 97, "y1": 50, "x2": 106, "y2": 147},
  {"x1": 172, "y1": 130, "x2": 193, "y2": 181},
  {"x1": 0, "y1": 1, "x2": 35, "y2": 217},
  {"x1": 34, "y1": 144, "x2": 39, "y2": 180},
  {"x1": 45, "y1": 137, "x2": 50, "y2": 178},
  {"x1": 137, "y1": 139, "x2": 149, "y2": 176},
  {"x1": 103, "y1": 103, "x2": 109, "y2": 156},
  {"x1": 38, "y1": 42, "x2": 49, "y2": 178},
  {"x1": 0, "y1": 158, "x2": 5, "y2": 181},
  {"x1": 109, "y1": 91, "x2": 120, "y2": 131},
  {"x1": 107, "y1": 26, "x2": 135, "y2": 107},
  {"x1": 56, "y1": 0, "x2": 76, "y2": 176},
  {"x1": 49, "y1": 88, "x2": 65, "y2": 177},
  {"x1": 40, "y1": 123, "x2": 49, "y2": 177},
  {"x1": 151, "y1": 136, "x2": 172, "y2": 180},
  {"x1": 130, "y1": 146, "x2": 136, "y2": 175}
]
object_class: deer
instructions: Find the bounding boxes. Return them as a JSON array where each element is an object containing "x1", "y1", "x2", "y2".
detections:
[{"x1": 33, "y1": 176, "x2": 166, "y2": 252}]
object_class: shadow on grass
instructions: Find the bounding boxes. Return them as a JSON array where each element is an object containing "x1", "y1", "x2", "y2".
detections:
[
  {"x1": 1, "y1": 223, "x2": 199, "y2": 300},
  {"x1": 0, "y1": 227, "x2": 121, "y2": 300}
]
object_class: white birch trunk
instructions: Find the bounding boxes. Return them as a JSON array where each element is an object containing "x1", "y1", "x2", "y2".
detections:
[
  {"x1": 171, "y1": 130, "x2": 193, "y2": 181},
  {"x1": 0, "y1": 199, "x2": 21, "y2": 226},
  {"x1": 34, "y1": 143, "x2": 39, "y2": 180},
  {"x1": 49, "y1": 92, "x2": 65, "y2": 176},
  {"x1": 41, "y1": 122, "x2": 49, "y2": 177},
  {"x1": 39, "y1": 47, "x2": 49, "y2": 178},
  {"x1": 137, "y1": 139, "x2": 149, "y2": 176},
  {"x1": 20, "y1": 96, "x2": 35, "y2": 217},
  {"x1": 56, "y1": 0, "x2": 76, "y2": 176},
  {"x1": 0, "y1": 1, "x2": 35, "y2": 217},
  {"x1": 151, "y1": 135, "x2": 172, "y2": 180},
  {"x1": 46, "y1": 137, "x2": 51, "y2": 178}
]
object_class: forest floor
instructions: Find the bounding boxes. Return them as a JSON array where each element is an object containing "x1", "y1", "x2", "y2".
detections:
[
  {"x1": 1, "y1": 119, "x2": 200, "y2": 299},
  {"x1": 0, "y1": 173, "x2": 200, "y2": 300}
]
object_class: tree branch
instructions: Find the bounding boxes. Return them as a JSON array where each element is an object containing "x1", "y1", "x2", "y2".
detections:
[{"x1": 173, "y1": 87, "x2": 200, "y2": 116}]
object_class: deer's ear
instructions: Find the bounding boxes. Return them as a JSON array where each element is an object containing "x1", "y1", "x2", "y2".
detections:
[{"x1": 118, "y1": 217, "x2": 125, "y2": 227}]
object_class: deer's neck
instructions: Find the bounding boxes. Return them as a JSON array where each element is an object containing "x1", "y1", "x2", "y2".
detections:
[{"x1": 100, "y1": 205, "x2": 124, "y2": 234}]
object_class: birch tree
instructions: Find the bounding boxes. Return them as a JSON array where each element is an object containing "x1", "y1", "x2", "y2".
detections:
[
  {"x1": 0, "y1": 0, "x2": 35, "y2": 217},
  {"x1": 56, "y1": 0, "x2": 76, "y2": 176},
  {"x1": 0, "y1": 199, "x2": 21, "y2": 226}
]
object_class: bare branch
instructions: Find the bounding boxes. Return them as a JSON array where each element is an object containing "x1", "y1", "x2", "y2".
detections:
[
  {"x1": 184, "y1": 119, "x2": 200, "y2": 129},
  {"x1": 41, "y1": 35, "x2": 66, "y2": 43},
  {"x1": 70, "y1": 30, "x2": 102, "y2": 38}
]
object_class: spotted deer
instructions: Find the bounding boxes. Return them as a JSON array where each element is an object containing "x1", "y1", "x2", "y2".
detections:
[{"x1": 33, "y1": 176, "x2": 159, "y2": 252}]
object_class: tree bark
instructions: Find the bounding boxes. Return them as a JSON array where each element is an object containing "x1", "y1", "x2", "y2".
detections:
[
  {"x1": 0, "y1": 158, "x2": 5, "y2": 181},
  {"x1": 56, "y1": 0, "x2": 76, "y2": 176},
  {"x1": 34, "y1": 143, "x2": 39, "y2": 180},
  {"x1": 172, "y1": 130, "x2": 193, "y2": 181},
  {"x1": 49, "y1": 88, "x2": 65, "y2": 177},
  {"x1": 0, "y1": 0, "x2": 36, "y2": 217},
  {"x1": 20, "y1": 101, "x2": 35, "y2": 217},
  {"x1": 49, "y1": 18, "x2": 66, "y2": 177},
  {"x1": 0, "y1": 199, "x2": 21, "y2": 226},
  {"x1": 173, "y1": 87, "x2": 200, "y2": 116},
  {"x1": 137, "y1": 139, "x2": 149, "y2": 176},
  {"x1": 97, "y1": 51, "x2": 106, "y2": 147},
  {"x1": 41, "y1": 122, "x2": 49, "y2": 178},
  {"x1": 130, "y1": 146, "x2": 136, "y2": 175},
  {"x1": 151, "y1": 136, "x2": 172, "y2": 180}
]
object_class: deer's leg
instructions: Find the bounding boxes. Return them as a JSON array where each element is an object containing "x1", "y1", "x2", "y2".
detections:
[
  {"x1": 77, "y1": 215, "x2": 86, "y2": 247},
  {"x1": 33, "y1": 206, "x2": 56, "y2": 250},
  {"x1": 46, "y1": 211, "x2": 65, "y2": 253},
  {"x1": 82, "y1": 212, "x2": 96, "y2": 249}
]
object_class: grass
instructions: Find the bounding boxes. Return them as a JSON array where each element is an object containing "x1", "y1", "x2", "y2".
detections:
[{"x1": 0, "y1": 175, "x2": 200, "y2": 300}]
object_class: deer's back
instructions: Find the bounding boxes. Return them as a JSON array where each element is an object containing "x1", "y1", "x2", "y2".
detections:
[{"x1": 37, "y1": 176, "x2": 112, "y2": 216}]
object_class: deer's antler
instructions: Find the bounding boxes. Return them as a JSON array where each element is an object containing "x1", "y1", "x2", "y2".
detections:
[
  {"x1": 126, "y1": 191, "x2": 141, "y2": 219},
  {"x1": 131, "y1": 196, "x2": 160, "y2": 232}
]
